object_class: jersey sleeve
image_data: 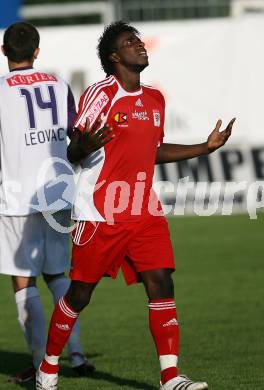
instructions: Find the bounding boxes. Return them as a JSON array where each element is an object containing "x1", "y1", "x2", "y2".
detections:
[
  {"x1": 67, "y1": 85, "x2": 77, "y2": 138},
  {"x1": 74, "y1": 85, "x2": 111, "y2": 132}
]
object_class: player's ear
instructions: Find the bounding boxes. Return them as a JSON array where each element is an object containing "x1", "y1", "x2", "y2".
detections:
[
  {"x1": 33, "y1": 48, "x2": 40, "y2": 59},
  {"x1": 1, "y1": 45, "x2": 6, "y2": 56},
  {"x1": 109, "y1": 52, "x2": 120, "y2": 64}
]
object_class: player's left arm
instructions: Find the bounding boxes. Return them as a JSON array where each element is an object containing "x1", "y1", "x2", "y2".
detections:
[{"x1": 156, "y1": 118, "x2": 236, "y2": 164}]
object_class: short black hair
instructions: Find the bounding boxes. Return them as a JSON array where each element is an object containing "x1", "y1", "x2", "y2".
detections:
[
  {"x1": 97, "y1": 21, "x2": 139, "y2": 76},
  {"x1": 3, "y1": 22, "x2": 40, "y2": 63}
]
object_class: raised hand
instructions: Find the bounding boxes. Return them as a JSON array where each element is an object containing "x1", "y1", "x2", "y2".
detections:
[
  {"x1": 207, "y1": 118, "x2": 236, "y2": 153},
  {"x1": 79, "y1": 118, "x2": 114, "y2": 155}
]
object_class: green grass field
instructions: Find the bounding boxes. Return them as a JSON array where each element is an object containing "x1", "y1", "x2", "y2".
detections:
[{"x1": 0, "y1": 214, "x2": 263, "y2": 390}]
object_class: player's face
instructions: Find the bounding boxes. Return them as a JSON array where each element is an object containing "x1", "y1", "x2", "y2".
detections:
[{"x1": 113, "y1": 31, "x2": 149, "y2": 72}]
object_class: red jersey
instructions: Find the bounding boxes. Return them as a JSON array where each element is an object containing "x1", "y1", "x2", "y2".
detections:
[{"x1": 72, "y1": 75, "x2": 165, "y2": 223}]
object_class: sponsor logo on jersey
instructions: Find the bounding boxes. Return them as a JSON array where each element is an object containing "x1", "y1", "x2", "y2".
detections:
[
  {"x1": 135, "y1": 98, "x2": 143, "y2": 107},
  {"x1": 153, "y1": 109, "x2": 161, "y2": 127},
  {"x1": 163, "y1": 318, "x2": 178, "y2": 327},
  {"x1": 113, "y1": 112, "x2": 128, "y2": 124},
  {"x1": 55, "y1": 323, "x2": 70, "y2": 331},
  {"x1": 132, "y1": 110, "x2": 149, "y2": 121},
  {"x1": 82, "y1": 91, "x2": 109, "y2": 128},
  {"x1": 7, "y1": 72, "x2": 57, "y2": 87}
]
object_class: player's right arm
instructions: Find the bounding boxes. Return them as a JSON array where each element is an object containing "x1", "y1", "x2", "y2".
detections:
[{"x1": 67, "y1": 119, "x2": 114, "y2": 163}]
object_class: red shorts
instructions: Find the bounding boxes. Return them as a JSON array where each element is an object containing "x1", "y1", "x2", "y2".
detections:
[{"x1": 70, "y1": 215, "x2": 175, "y2": 285}]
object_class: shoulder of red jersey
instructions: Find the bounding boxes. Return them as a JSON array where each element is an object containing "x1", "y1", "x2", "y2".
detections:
[
  {"x1": 141, "y1": 83, "x2": 165, "y2": 106},
  {"x1": 75, "y1": 75, "x2": 118, "y2": 130},
  {"x1": 79, "y1": 76, "x2": 117, "y2": 108}
]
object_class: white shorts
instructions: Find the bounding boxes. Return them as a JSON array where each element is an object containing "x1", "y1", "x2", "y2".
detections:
[{"x1": 0, "y1": 211, "x2": 70, "y2": 277}]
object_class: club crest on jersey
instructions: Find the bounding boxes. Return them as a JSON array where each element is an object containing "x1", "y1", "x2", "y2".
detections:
[
  {"x1": 113, "y1": 112, "x2": 128, "y2": 124},
  {"x1": 153, "y1": 109, "x2": 161, "y2": 127}
]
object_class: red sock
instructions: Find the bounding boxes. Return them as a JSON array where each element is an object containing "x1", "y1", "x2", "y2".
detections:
[
  {"x1": 40, "y1": 297, "x2": 79, "y2": 374},
  {"x1": 149, "y1": 298, "x2": 179, "y2": 385}
]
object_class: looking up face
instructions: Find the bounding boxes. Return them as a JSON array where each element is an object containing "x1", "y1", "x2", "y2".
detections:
[{"x1": 111, "y1": 31, "x2": 149, "y2": 72}]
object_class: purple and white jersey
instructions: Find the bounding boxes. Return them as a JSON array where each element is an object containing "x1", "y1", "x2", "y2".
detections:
[{"x1": 0, "y1": 67, "x2": 76, "y2": 215}]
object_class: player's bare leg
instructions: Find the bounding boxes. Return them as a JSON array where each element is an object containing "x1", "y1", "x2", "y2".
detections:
[
  {"x1": 36, "y1": 281, "x2": 96, "y2": 390},
  {"x1": 43, "y1": 273, "x2": 95, "y2": 375},
  {"x1": 140, "y1": 268, "x2": 208, "y2": 389}
]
